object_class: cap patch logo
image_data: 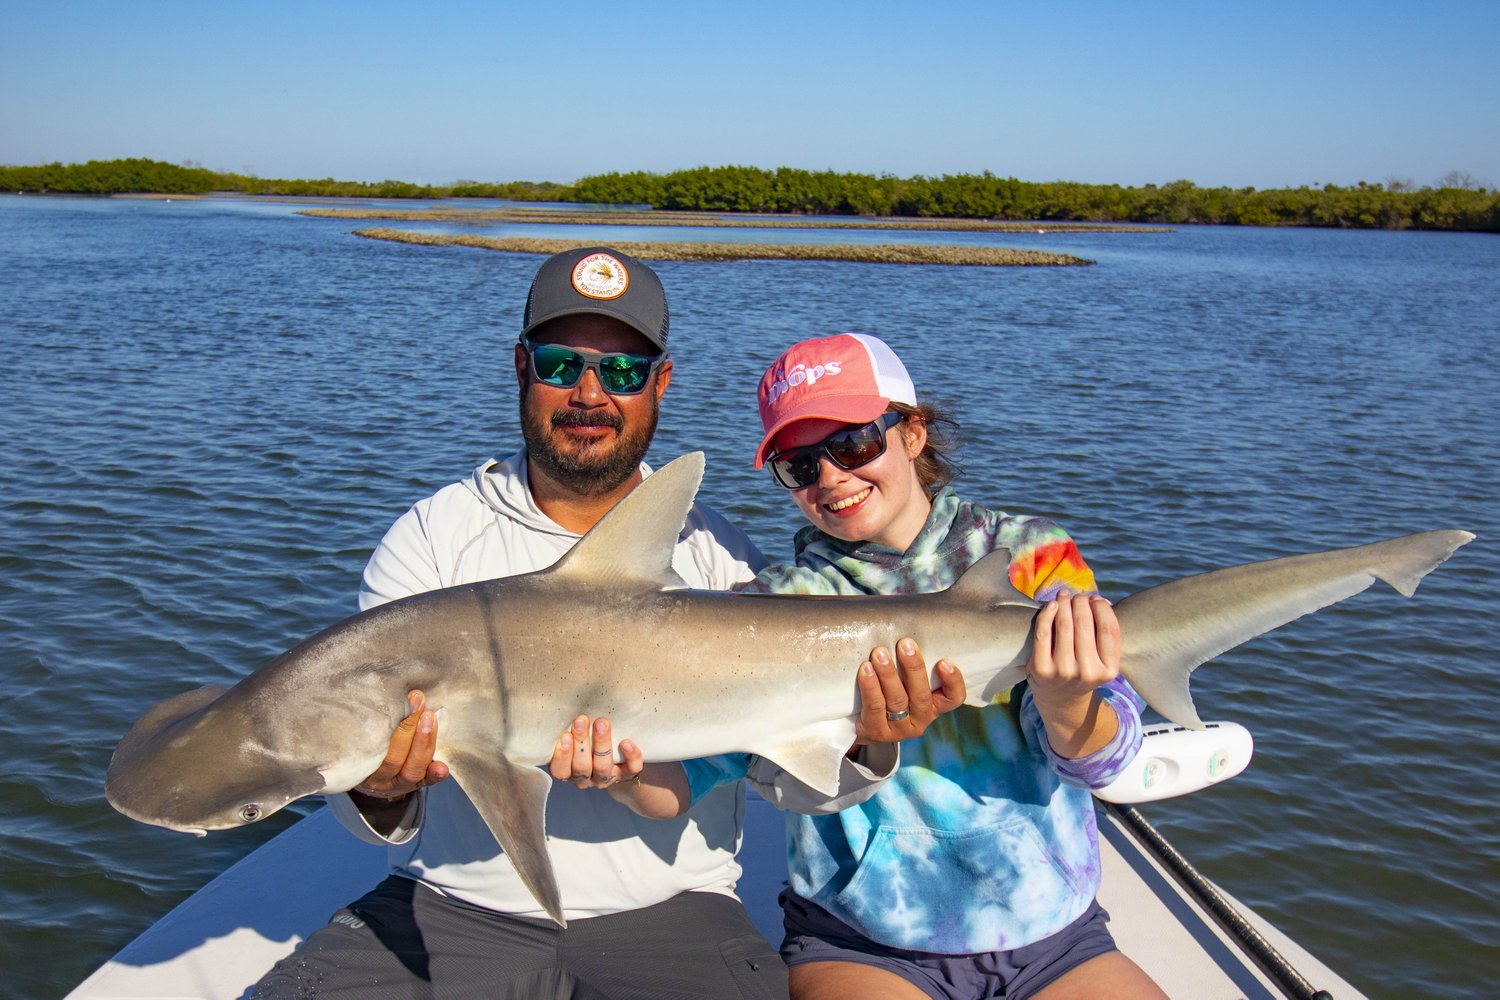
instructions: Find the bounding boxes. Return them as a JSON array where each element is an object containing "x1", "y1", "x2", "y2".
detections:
[{"x1": 571, "y1": 252, "x2": 630, "y2": 300}]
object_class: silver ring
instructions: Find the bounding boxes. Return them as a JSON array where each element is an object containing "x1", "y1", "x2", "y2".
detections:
[
  {"x1": 592, "y1": 748, "x2": 614, "y2": 757},
  {"x1": 885, "y1": 706, "x2": 911, "y2": 722}
]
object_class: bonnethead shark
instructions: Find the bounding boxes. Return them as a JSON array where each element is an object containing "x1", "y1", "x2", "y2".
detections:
[{"x1": 105, "y1": 451, "x2": 1474, "y2": 925}]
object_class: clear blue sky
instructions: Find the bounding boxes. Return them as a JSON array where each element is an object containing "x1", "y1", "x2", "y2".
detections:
[{"x1": 3, "y1": 0, "x2": 1496, "y2": 190}]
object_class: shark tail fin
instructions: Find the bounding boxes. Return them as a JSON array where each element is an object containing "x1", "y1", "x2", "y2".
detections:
[
  {"x1": 1366, "y1": 529, "x2": 1475, "y2": 596},
  {"x1": 1114, "y1": 530, "x2": 1474, "y2": 730},
  {"x1": 546, "y1": 452, "x2": 703, "y2": 592}
]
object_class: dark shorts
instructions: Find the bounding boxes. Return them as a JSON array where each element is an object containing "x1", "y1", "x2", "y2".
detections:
[
  {"x1": 779, "y1": 890, "x2": 1117, "y2": 1000},
  {"x1": 252, "y1": 875, "x2": 788, "y2": 1000}
]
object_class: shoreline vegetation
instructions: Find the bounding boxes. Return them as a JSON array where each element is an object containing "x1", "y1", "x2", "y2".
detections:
[
  {"x1": 303, "y1": 206, "x2": 1158, "y2": 234},
  {"x1": 3, "y1": 158, "x2": 1496, "y2": 233},
  {"x1": 351, "y1": 228, "x2": 1094, "y2": 267}
]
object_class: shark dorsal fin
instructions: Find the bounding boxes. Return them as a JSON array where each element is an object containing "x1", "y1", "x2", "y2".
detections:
[
  {"x1": 944, "y1": 549, "x2": 1036, "y2": 608},
  {"x1": 546, "y1": 451, "x2": 704, "y2": 591}
]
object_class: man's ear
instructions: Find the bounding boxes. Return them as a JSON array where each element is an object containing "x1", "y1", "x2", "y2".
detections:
[
  {"x1": 515, "y1": 342, "x2": 528, "y2": 390},
  {"x1": 653, "y1": 360, "x2": 673, "y2": 400}
]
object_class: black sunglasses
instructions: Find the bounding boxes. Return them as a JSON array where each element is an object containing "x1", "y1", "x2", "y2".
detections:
[
  {"x1": 524, "y1": 341, "x2": 666, "y2": 396},
  {"x1": 767, "y1": 413, "x2": 904, "y2": 489}
]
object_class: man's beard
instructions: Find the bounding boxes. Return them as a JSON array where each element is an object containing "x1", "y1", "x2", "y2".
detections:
[{"x1": 520, "y1": 386, "x2": 659, "y2": 497}]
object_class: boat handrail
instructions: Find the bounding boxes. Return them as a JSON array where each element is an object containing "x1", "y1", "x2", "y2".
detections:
[{"x1": 1105, "y1": 802, "x2": 1336, "y2": 1000}]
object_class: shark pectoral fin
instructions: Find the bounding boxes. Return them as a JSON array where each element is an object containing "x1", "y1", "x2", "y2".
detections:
[
  {"x1": 755, "y1": 720, "x2": 860, "y2": 798},
  {"x1": 444, "y1": 750, "x2": 566, "y2": 927}
]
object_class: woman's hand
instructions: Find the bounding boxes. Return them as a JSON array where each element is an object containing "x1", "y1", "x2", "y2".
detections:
[
  {"x1": 1027, "y1": 593, "x2": 1122, "y2": 757},
  {"x1": 853, "y1": 638, "x2": 967, "y2": 746}
]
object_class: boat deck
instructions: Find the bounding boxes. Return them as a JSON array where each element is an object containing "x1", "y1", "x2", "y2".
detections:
[{"x1": 68, "y1": 800, "x2": 1365, "y2": 999}]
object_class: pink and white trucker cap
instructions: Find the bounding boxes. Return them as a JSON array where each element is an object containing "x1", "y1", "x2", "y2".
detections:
[{"x1": 754, "y1": 333, "x2": 918, "y2": 468}]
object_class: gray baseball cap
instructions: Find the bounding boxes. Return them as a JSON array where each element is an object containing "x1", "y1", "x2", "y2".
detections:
[{"x1": 520, "y1": 246, "x2": 669, "y2": 352}]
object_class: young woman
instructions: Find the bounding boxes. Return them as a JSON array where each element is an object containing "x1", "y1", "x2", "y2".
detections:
[{"x1": 737, "y1": 333, "x2": 1167, "y2": 1000}]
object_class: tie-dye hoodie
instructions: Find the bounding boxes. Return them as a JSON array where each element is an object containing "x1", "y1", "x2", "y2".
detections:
[{"x1": 738, "y1": 487, "x2": 1143, "y2": 954}]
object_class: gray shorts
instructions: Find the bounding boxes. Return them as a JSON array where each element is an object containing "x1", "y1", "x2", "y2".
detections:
[
  {"x1": 252, "y1": 875, "x2": 787, "y2": 999},
  {"x1": 779, "y1": 890, "x2": 1117, "y2": 1000}
]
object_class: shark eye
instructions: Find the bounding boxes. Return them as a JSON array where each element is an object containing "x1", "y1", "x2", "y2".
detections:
[{"x1": 239, "y1": 804, "x2": 263, "y2": 822}]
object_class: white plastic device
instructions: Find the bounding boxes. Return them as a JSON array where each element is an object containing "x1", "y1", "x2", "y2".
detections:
[{"x1": 1092, "y1": 721, "x2": 1254, "y2": 804}]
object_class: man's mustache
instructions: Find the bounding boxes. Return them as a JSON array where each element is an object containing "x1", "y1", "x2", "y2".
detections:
[{"x1": 551, "y1": 410, "x2": 622, "y2": 431}]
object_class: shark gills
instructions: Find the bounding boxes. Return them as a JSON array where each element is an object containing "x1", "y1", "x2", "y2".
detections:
[{"x1": 105, "y1": 451, "x2": 1474, "y2": 925}]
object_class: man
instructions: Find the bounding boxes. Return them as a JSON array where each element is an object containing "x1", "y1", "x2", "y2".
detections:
[{"x1": 253, "y1": 247, "x2": 961, "y2": 999}]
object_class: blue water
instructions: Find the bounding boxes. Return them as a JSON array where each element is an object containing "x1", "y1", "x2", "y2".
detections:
[{"x1": 1, "y1": 195, "x2": 1496, "y2": 999}]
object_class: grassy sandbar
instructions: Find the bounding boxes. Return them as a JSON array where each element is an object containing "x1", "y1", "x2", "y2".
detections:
[{"x1": 352, "y1": 229, "x2": 1093, "y2": 267}]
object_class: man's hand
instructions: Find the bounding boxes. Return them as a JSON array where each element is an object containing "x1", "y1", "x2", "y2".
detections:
[
  {"x1": 853, "y1": 638, "x2": 966, "y2": 746},
  {"x1": 549, "y1": 715, "x2": 690, "y2": 818},
  {"x1": 549, "y1": 715, "x2": 645, "y2": 790},
  {"x1": 352, "y1": 690, "x2": 450, "y2": 802}
]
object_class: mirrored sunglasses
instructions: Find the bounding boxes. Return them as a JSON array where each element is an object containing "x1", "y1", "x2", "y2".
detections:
[
  {"x1": 526, "y1": 342, "x2": 665, "y2": 396},
  {"x1": 768, "y1": 412, "x2": 904, "y2": 489}
]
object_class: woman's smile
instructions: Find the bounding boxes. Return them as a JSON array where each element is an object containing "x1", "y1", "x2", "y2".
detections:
[{"x1": 824, "y1": 487, "x2": 872, "y2": 513}]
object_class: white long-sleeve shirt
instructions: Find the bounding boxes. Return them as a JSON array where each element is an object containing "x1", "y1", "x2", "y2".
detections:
[{"x1": 329, "y1": 450, "x2": 891, "y2": 921}]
